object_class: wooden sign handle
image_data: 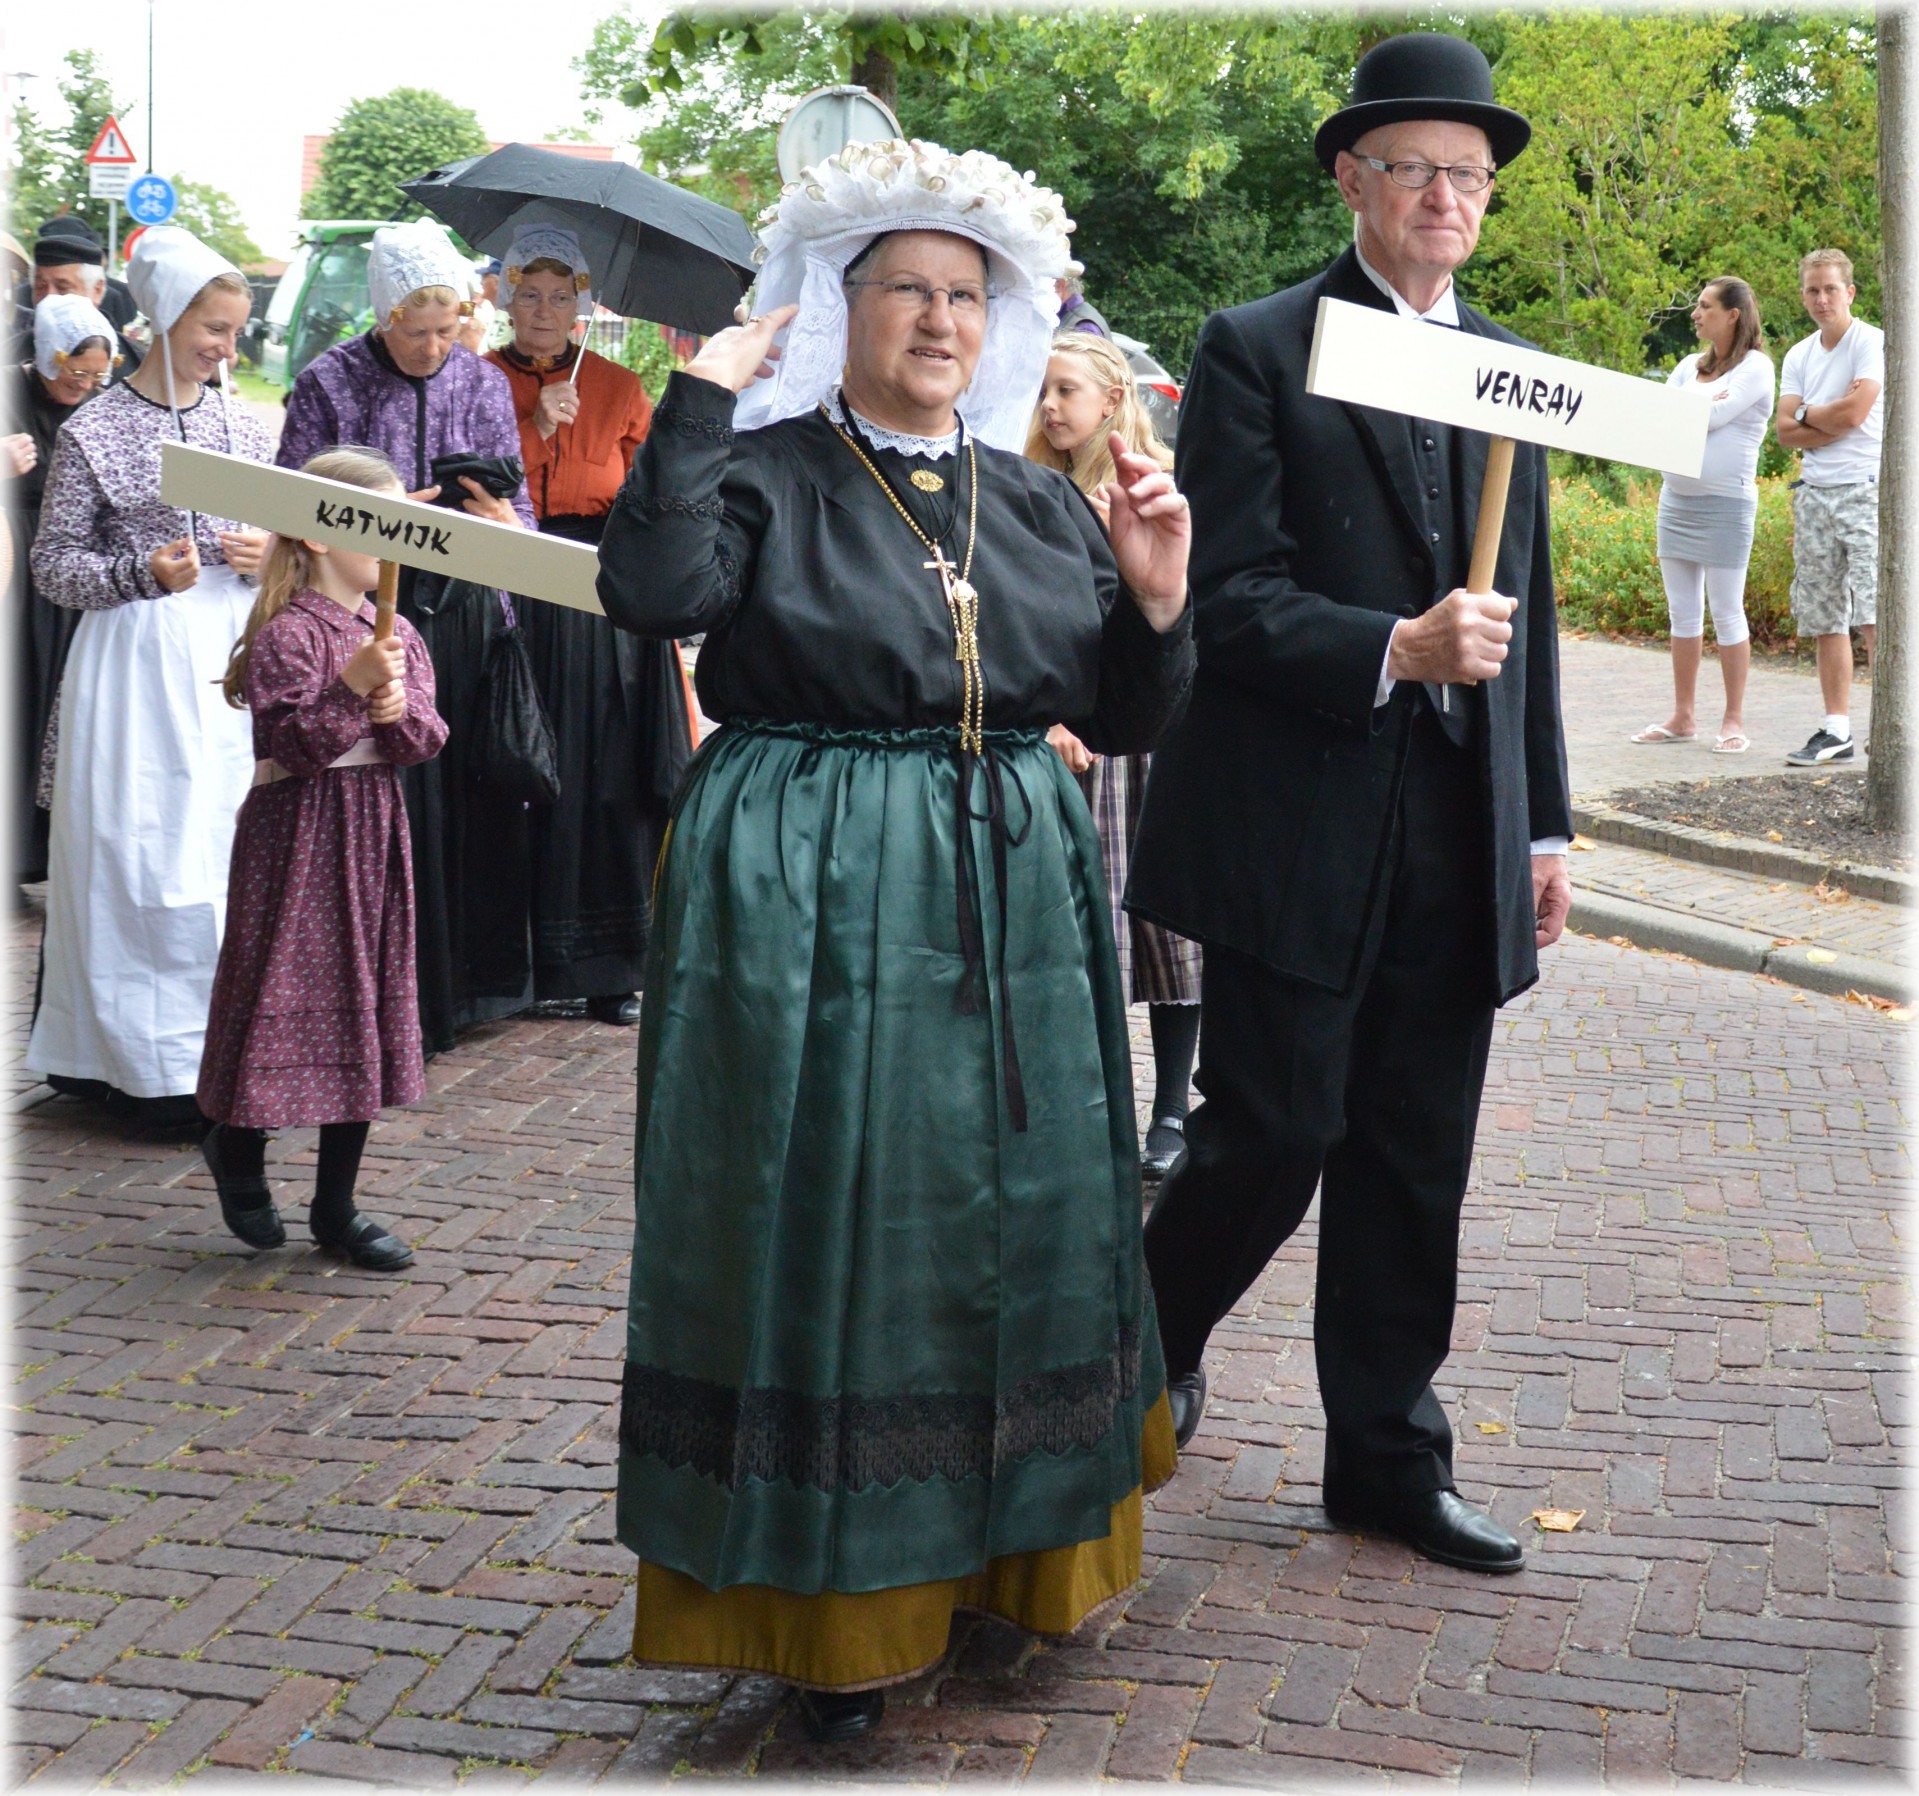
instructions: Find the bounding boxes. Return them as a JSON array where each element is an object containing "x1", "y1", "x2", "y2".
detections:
[
  {"x1": 373, "y1": 560, "x2": 399, "y2": 641},
  {"x1": 1467, "y1": 436, "x2": 1516, "y2": 595}
]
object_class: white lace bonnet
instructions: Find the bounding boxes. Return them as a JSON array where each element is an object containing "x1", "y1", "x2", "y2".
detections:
[
  {"x1": 502, "y1": 226, "x2": 594, "y2": 319},
  {"x1": 368, "y1": 221, "x2": 476, "y2": 327},
  {"x1": 33, "y1": 292, "x2": 119, "y2": 380},
  {"x1": 735, "y1": 139, "x2": 1080, "y2": 451}
]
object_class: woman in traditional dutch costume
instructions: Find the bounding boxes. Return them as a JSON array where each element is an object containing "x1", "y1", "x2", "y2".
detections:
[
  {"x1": 596, "y1": 141, "x2": 1194, "y2": 1739},
  {"x1": 26, "y1": 229, "x2": 271, "y2": 1126},
  {"x1": 278, "y1": 220, "x2": 534, "y2": 1056},
  {"x1": 485, "y1": 228, "x2": 694, "y2": 1027},
  {"x1": 7, "y1": 293, "x2": 118, "y2": 886}
]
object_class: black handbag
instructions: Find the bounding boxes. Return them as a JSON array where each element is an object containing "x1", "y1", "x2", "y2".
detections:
[
  {"x1": 473, "y1": 625, "x2": 561, "y2": 806},
  {"x1": 428, "y1": 453, "x2": 525, "y2": 509}
]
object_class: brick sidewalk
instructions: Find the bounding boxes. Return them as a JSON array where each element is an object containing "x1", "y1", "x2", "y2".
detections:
[{"x1": 8, "y1": 907, "x2": 1907, "y2": 1786}]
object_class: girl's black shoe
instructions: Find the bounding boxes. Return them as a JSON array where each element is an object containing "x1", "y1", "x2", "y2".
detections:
[
  {"x1": 1140, "y1": 1114, "x2": 1186, "y2": 1184},
  {"x1": 202, "y1": 1123, "x2": 286, "y2": 1250},
  {"x1": 794, "y1": 1687, "x2": 885, "y2": 1743},
  {"x1": 313, "y1": 1212, "x2": 415, "y2": 1272}
]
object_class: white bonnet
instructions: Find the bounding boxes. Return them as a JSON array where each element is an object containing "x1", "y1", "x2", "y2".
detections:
[
  {"x1": 502, "y1": 226, "x2": 593, "y2": 319},
  {"x1": 368, "y1": 220, "x2": 475, "y2": 326},
  {"x1": 736, "y1": 139, "x2": 1078, "y2": 451},
  {"x1": 125, "y1": 226, "x2": 243, "y2": 335},
  {"x1": 33, "y1": 292, "x2": 119, "y2": 381}
]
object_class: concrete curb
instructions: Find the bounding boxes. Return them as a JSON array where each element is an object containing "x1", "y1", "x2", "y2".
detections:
[
  {"x1": 1572, "y1": 805, "x2": 1914, "y2": 906},
  {"x1": 1569, "y1": 889, "x2": 1910, "y2": 1004}
]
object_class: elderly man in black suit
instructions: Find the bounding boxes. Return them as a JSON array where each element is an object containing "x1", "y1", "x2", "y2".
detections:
[{"x1": 1128, "y1": 33, "x2": 1573, "y2": 1574}]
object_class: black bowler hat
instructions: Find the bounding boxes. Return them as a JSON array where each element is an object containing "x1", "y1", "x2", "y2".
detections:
[{"x1": 1314, "y1": 34, "x2": 1531, "y2": 174}]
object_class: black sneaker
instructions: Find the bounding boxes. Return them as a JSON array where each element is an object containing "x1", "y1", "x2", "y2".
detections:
[{"x1": 1786, "y1": 729, "x2": 1854, "y2": 766}]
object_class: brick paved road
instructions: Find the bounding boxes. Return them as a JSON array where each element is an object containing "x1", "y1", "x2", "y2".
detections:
[{"x1": 9, "y1": 906, "x2": 1907, "y2": 1786}]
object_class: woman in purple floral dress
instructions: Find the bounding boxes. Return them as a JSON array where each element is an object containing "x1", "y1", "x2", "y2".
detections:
[{"x1": 196, "y1": 448, "x2": 447, "y2": 1270}]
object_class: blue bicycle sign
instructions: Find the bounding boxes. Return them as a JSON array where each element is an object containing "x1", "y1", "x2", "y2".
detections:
[{"x1": 126, "y1": 174, "x2": 177, "y2": 227}]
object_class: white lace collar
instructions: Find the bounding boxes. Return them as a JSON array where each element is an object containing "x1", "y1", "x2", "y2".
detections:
[{"x1": 826, "y1": 389, "x2": 961, "y2": 460}]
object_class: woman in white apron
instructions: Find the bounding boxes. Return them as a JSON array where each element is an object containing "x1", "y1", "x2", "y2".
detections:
[{"x1": 27, "y1": 227, "x2": 272, "y2": 1127}]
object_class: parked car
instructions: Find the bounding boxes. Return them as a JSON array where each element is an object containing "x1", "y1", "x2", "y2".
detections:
[
  {"x1": 1114, "y1": 331, "x2": 1181, "y2": 446},
  {"x1": 260, "y1": 222, "x2": 384, "y2": 390}
]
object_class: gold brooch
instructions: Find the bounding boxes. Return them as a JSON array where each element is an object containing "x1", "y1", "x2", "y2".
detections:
[{"x1": 910, "y1": 470, "x2": 945, "y2": 493}]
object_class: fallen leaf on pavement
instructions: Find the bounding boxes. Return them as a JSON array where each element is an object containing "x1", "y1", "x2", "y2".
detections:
[
  {"x1": 1805, "y1": 948, "x2": 1838, "y2": 964},
  {"x1": 1767, "y1": 830, "x2": 1784, "y2": 842},
  {"x1": 1846, "y1": 991, "x2": 1902, "y2": 1013},
  {"x1": 1571, "y1": 836, "x2": 1597, "y2": 852},
  {"x1": 1532, "y1": 1509, "x2": 1586, "y2": 1532},
  {"x1": 1475, "y1": 1421, "x2": 1508, "y2": 1434},
  {"x1": 1893, "y1": 1009, "x2": 1913, "y2": 1023}
]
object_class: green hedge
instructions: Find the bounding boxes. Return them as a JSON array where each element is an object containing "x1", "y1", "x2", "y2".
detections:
[{"x1": 1549, "y1": 476, "x2": 1797, "y2": 648}]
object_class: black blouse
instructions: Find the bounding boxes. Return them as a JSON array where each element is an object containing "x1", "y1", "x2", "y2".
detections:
[{"x1": 597, "y1": 372, "x2": 1192, "y2": 755}]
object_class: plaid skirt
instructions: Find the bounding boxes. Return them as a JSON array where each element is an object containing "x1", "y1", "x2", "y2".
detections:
[{"x1": 1082, "y1": 752, "x2": 1202, "y2": 1006}]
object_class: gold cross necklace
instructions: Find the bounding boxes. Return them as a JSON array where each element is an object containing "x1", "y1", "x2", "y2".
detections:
[{"x1": 821, "y1": 403, "x2": 984, "y2": 754}]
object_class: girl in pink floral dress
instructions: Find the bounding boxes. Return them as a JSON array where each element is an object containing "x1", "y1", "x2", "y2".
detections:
[{"x1": 197, "y1": 448, "x2": 448, "y2": 1271}]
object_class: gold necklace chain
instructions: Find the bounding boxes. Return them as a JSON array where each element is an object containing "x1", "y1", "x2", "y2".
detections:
[{"x1": 821, "y1": 404, "x2": 984, "y2": 754}]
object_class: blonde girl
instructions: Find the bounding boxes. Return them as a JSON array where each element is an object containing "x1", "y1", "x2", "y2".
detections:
[
  {"x1": 196, "y1": 447, "x2": 448, "y2": 1271},
  {"x1": 1027, "y1": 330, "x2": 1202, "y2": 1184}
]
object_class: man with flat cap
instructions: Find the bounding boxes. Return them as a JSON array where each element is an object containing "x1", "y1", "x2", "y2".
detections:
[
  {"x1": 1129, "y1": 32, "x2": 1572, "y2": 1573},
  {"x1": 32, "y1": 217, "x2": 142, "y2": 370}
]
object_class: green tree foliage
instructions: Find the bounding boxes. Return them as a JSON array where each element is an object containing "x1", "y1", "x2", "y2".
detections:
[
  {"x1": 8, "y1": 49, "x2": 127, "y2": 243},
  {"x1": 172, "y1": 180, "x2": 264, "y2": 269},
  {"x1": 302, "y1": 88, "x2": 491, "y2": 222},
  {"x1": 578, "y1": 6, "x2": 1879, "y2": 384}
]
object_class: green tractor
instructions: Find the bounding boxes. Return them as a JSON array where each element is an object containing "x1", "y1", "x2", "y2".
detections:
[{"x1": 258, "y1": 221, "x2": 385, "y2": 390}]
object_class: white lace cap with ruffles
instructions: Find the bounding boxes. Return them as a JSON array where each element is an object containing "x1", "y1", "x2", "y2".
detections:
[
  {"x1": 735, "y1": 140, "x2": 1078, "y2": 453},
  {"x1": 368, "y1": 221, "x2": 475, "y2": 324}
]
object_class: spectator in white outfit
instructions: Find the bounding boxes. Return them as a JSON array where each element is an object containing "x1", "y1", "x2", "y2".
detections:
[
  {"x1": 1774, "y1": 248, "x2": 1884, "y2": 766},
  {"x1": 1633, "y1": 278, "x2": 1773, "y2": 754}
]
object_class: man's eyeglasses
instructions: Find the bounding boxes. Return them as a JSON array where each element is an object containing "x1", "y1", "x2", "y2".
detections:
[
  {"x1": 845, "y1": 278, "x2": 992, "y2": 315},
  {"x1": 1360, "y1": 156, "x2": 1496, "y2": 194}
]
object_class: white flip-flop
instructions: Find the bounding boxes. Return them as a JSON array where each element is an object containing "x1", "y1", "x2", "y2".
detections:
[
  {"x1": 1630, "y1": 724, "x2": 1697, "y2": 744},
  {"x1": 1713, "y1": 732, "x2": 1751, "y2": 754}
]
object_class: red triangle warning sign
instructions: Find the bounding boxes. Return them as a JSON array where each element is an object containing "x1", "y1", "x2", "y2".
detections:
[{"x1": 85, "y1": 116, "x2": 138, "y2": 165}]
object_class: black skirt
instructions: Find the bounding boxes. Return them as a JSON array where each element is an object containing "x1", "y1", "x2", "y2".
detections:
[
  {"x1": 397, "y1": 568, "x2": 533, "y2": 1055},
  {"x1": 523, "y1": 512, "x2": 692, "y2": 1000}
]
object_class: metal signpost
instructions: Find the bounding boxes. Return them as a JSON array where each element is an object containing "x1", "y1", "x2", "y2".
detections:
[
  {"x1": 776, "y1": 86, "x2": 903, "y2": 184},
  {"x1": 84, "y1": 115, "x2": 140, "y2": 266}
]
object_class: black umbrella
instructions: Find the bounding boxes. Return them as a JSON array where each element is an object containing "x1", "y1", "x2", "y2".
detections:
[{"x1": 400, "y1": 142, "x2": 758, "y2": 338}]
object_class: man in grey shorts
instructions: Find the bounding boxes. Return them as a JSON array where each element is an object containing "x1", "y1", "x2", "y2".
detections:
[{"x1": 1775, "y1": 248, "x2": 1884, "y2": 766}]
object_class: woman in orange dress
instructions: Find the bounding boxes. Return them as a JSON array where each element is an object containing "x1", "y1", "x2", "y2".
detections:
[{"x1": 487, "y1": 227, "x2": 693, "y2": 1026}]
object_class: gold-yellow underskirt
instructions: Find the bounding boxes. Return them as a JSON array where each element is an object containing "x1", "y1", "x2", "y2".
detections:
[{"x1": 630, "y1": 1390, "x2": 1178, "y2": 1690}]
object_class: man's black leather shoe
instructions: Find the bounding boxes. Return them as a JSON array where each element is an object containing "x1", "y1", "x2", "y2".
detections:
[
  {"x1": 587, "y1": 994, "x2": 642, "y2": 1027},
  {"x1": 1167, "y1": 1369, "x2": 1208, "y2": 1450},
  {"x1": 1327, "y1": 1488, "x2": 1524, "y2": 1573}
]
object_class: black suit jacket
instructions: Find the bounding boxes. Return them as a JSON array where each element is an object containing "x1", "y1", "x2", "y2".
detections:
[{"x1": 1127, "y1": 247, "x2": 1572, "y2": 1004}]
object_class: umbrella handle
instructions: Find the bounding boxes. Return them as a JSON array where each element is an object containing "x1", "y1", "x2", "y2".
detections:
[{"x1": 568, "y1": 319, "x2": 590, "y2": 386}]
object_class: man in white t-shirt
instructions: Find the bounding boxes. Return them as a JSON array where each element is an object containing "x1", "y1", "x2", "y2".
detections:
[{"x1": 1775, "y1": 248, "x2": 1885, "y2": 766}]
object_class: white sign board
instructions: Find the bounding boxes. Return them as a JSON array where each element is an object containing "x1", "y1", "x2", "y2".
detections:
[
  {"x1": 160, "y1": 443, "x2": 606, "y2": 616},
  {"x1": 89, "y1": 164, "x2": 132, "y2": 200},
  {"x1": 1304, "y1": 297, "x2": 1708, "y2": 478}
]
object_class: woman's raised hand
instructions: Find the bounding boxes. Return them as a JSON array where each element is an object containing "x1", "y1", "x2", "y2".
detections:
[
  {"x1": 218, "y1": 528, "x2": 270, "y2": 578},
  {"x1": 534, "y1": 382, "x2": 580, "y2": 438},
  {"x1": 343, "y1": 634, "x2": 407, "y2": 698},
  {"x1": 1098, "y1": 433, "x2": 1189, "y2": 630},
  {"x1": 458, "y1": 477, "x2": 521, "y2": 528},
  {"x1": 149, "y1": 537, "x2": 201, "y2": 593},
  {"x1": 685, "y1": 304, "x2": 800, "y2": 396}
]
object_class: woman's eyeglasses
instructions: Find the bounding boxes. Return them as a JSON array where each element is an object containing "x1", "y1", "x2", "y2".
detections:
[{"x1": 845, "y1": 278, "x2": 992, "y2": 315}]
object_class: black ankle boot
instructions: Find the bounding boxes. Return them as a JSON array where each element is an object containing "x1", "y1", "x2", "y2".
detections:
[
  {"x1": 794, "y1": 1687, "x2": 885, "y2": 1742},
  {"x1": 202, "y1": 1124, "x2": 286, "y2": 1250}
]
